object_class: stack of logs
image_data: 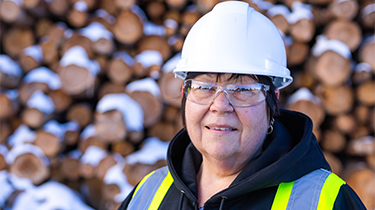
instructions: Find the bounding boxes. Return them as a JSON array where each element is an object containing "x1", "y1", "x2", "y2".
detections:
[{"x1": 0, "y1": 0, "x2": 374, "y2": 209}]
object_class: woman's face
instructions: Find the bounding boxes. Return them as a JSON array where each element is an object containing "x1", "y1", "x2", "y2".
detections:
[{"x1": 185, "y1": 73, "x2": 270, "y2": 164}]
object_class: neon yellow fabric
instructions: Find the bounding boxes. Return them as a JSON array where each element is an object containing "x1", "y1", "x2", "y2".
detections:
[
  {"x1": 148, "y1": 171, "x2": 174, "y2": 210},
  {"x1": 317, "y1": 173, "x2": 346, "y2": 210},
  {"x1": 271, "y1": 181, "x2": 295, "y2": 210},
  {"x1": 132, "y1": 171, "x2": 155, "y2": 198}
]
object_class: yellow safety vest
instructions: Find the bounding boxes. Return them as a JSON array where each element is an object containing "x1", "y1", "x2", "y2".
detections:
[{"x1": 128, "y1": 167, "x2": 345, "y2": 210}]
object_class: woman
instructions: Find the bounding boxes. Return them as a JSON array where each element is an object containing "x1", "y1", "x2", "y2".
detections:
[{"x1": 119, "y1": 1, "x2": 366, "y2": 209}]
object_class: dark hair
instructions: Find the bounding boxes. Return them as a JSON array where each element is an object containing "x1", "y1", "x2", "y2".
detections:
[{"x1": 180, "y1": 72, "x2": 280, "y2": 127}]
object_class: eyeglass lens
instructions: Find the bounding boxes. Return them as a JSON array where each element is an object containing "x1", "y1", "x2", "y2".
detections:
[{"x1": 184, "y1": 80, "x2": 269, "y2": 107}]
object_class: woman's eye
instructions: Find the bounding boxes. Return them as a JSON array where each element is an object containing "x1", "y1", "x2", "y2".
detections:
[
  {"x1": 232, "y1": 87, "x2": 251, "y2": 92},
  {"x1": 193, "y1": 85, "x2": 213, "y2": 90}
]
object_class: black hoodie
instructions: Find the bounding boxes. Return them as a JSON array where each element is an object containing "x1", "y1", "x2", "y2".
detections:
[{"x1": 119, "y1": 109, "x2": 366, "y2": 210}]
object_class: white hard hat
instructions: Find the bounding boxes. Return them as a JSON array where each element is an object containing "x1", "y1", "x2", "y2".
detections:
[{"x1": 173, "y1": 1, "x2": 293, "y2": 89}]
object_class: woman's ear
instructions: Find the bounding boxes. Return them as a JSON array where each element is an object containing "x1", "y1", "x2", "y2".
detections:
[{"x1": 275, "y1": 89, "x2": 280, "y2": 100}]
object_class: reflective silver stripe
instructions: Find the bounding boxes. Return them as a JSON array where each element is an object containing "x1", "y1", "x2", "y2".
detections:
[
  {"x1": 286, "y1": 169, "x2": 331, "y2": 210},
  {"x1": 128, "y1": 166, "x2": 170, "y2": 209}
]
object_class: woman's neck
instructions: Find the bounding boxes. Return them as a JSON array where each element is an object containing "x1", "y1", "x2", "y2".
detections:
[{"x1": 196, "y1": 158, "x2": 245, "y2": 207}]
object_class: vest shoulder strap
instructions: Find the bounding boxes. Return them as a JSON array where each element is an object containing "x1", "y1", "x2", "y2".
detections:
[
  {"x1": 271, "y1": 169, "x2": 346, "y2": 210},
  {"x1": 128, "y1": 166, "x2": 174, "y2": 210}
]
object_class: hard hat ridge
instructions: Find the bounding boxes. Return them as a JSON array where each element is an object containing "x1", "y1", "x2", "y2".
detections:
[{"x1": 173, "y1": 1, "x2": 293, "y2": 89}]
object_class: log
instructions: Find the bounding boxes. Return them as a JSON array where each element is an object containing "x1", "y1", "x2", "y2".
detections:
[
  {"x1": 313, "y1": 51, "x2": 351, "y2": 87},
  {"x1": 289, "y1": 17, "x2": 315, "y2": 43},
  {"x1": 114, "y1": 0, "x2": 135, "y2": 10},
  {"x1": 66, "y1": 103, "x2": 93, "y2": 128},
  {"x1": 98, "y1": 0, "x2": 118, "y2": 16},
  {"x1": 61, "y1": 34, "x2": 94, "y2": 59},
  {"x1": 292, "y1": 70, "x2": 317, "y2": 90},
  {"x1": 107, "y1": 58, "x2": 133, "y2": 85},
  {"x1": 45, "y1": 0, "x2": 69, "y2": 16},
  {"x1": 67, "y1": 3, "x2": 88, "y2": 28},
  {"x1": 168, "y1": 34, "x2": 184, "y2": 52},
  {"x1": 367, "y1": 154, "x2": 375, "y2": 171},
  {"x1": 79, "y1": 136, "x2": 107, "y2": 154},
  {"x1": 146, "y1": 1, "x2": 166, "y2": 22},
  {"x1": 195, "y1": 0, "x2": 219, "y2": 14},
  {"x1": 34, "y1": 130, "x2": 61, "y2": 157},
  {"x1": 127, "y1": 130, "x2": 144, "y2": 144},
  {"x1": 179, "y1": 7, "x2": 200, "y2": 36},
  {"x1": 267, "y1": 5, "x2": 290, "y2": 35},
  {"x1": 48, "y1": 89, "x2": 72, "y2": 113},
  {"x1": 352, "y1": 62, "x2": 373, "y2": 85},
  {"x1": 360, "y1": 2, "x2": 375, "y2": 29},
  {"x1": 311, "y1": 35, "x2": 352, "y2": 87},
  {"x1": 323, "y1": 151, "x2": 343, "y2": 176},
  {"x1": 39, "y1": 36, "x2": 59, "y2": 65},
  {"x1": 112, "y1": 10, "x2": 143, "y2": 45},
  {"x1": 97, "y1": 82, "x2": 126, "y2": 100},
  {"x1": 64, "y1": 130, "x2": 80, "y2": 146},
  {"x1": 320, "y1": 129, "x2": 346, "y2": 153},
  {"x1": 96, "y1": 154, "x2": 117, "y2": 180},
  {"x1": 356, "y1": 80, "x2": 375, "y2": 106},
  {"x1": 18, "y1": 82, "x2": 50, "y2": 105},
  {"x1": 354, "y1": 104, "x2": 370, "y2": 124},
  {"x1": 80, "y1": 162, "x2": 98, "y2": 179},
  {"x1": 81, "y1": 177, "x2": 104, "y2": 209},
  {"x1": 9, "y1": 147, "x2": 50, "y2": 185},
  {"x1": 328, "y1": 0, "x2": 358, "y2": 20},
  {"x1": 60, "y1": 156, "x2": 80, "y2": 181},
  {"x1": 346, "y1": 136, "x2": 374, "y2": 156},
  {"x1": 324, "y1": 19, "x2": 362, "y2": 52},
  {"x1": 287, "y1": 41, "x2": 309, "y2": 66},
  {"x1": 148, "y1": 121, "x2": 176, "y2": 142},
  {"x1": 315, "y1": 84, "x2": 354, "y2": 115},
  {"x1": 0, "y1": 0, "x2": 22, "y2": 23},
  {"x1": 359, "y1": 36, "x2": 375, "y2": 72},
  {"x1": 163, "y1": 105, "x2": 180, "y2": 123},
  {"x1": 101, "y1": 183, "x2": 121, "y2": 204},
  {"x1": 2, "y1": 27, "x2": 34, "y2": 56},
  {"x1": 123, "y1": 160, "x2": 167, "y2": 186},
  {"x1": 0, "y1": 121, "x2": 12, "y2": 144},
  {"x1": 23, "y1": 0, "x2": 40, "y2": 9},
  {"x1": 370, "y1": 107, "x2": 375, "y2": 133},
  {"x1": 350, "y1": 124, "x2": 371, "y2": 140},
  {"x1": 333, "y1": 114, "x2": 356, "y2": 135},
  {"x1": 94, "y1": 110, "x2": 127, "y2": 143},
  {"x1": 138, "y1": 35, "x2": 171, "y2": 62},
  {"x1": 165, "y1": 0, "x2": 187, "y2": 9},
  {"x1": 112, "y1": 140, "x2": 134, "y2": 157},
  {"x1": 128, "y1": 91, "x2": 163, "y2": 128},
  {"x1": 286, "y1": 88, "x2": 325, "y2": 129},
  {"x1": 0, "y1": 93, "x2": 18, "y2": 120},
  {"x1": 21, "y1": 108, "x2": 49, "y2": 129},
  {"x1": 311, "y1": 7, "x2": 334, "y2": 27},
  {"x1": 35, "y1": 18, "x2": 53, "y2": 38},
  {"x1": 58, "y1": 63, "x2": 97, "y2": 96},
  {"x1": 45, "y1": 22, "x2": 68, "y2": 46},
  {"x1": 158, "y1": 71, "x2": 183, "y2": 107},
  {"x1": 18, "y1": 45, "x2": 43, "y2": 73},
  {"x1": 344, "y1": 165, "x2": 375, "y2": 209}
]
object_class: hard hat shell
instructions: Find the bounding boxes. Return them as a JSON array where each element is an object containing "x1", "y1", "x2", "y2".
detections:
[{"x1": 173, "y1": 1, "x2": 293, "y2": 89}]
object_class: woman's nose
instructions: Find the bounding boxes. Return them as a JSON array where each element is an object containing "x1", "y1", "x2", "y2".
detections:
[{"x1": 210, "y1": 90, "x2": 234, "y2": 112}]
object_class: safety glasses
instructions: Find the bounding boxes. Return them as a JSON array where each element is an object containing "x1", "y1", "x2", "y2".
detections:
[{"x1": 184, "y1": 79, "x2": 269, "y2": 107}]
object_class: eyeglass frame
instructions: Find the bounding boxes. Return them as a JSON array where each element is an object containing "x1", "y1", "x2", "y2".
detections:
[{"x1": 183, "y1": 79, "x2": 270, "y2": 107}]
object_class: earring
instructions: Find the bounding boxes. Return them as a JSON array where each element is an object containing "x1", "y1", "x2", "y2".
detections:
[{"x1": 267, "y1": 118, "x2": 275, "y2": 134}]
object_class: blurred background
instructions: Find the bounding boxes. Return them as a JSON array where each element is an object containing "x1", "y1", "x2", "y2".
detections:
[{"x1": 0, "y1": 0, "x2": 374, "y2": 209}]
